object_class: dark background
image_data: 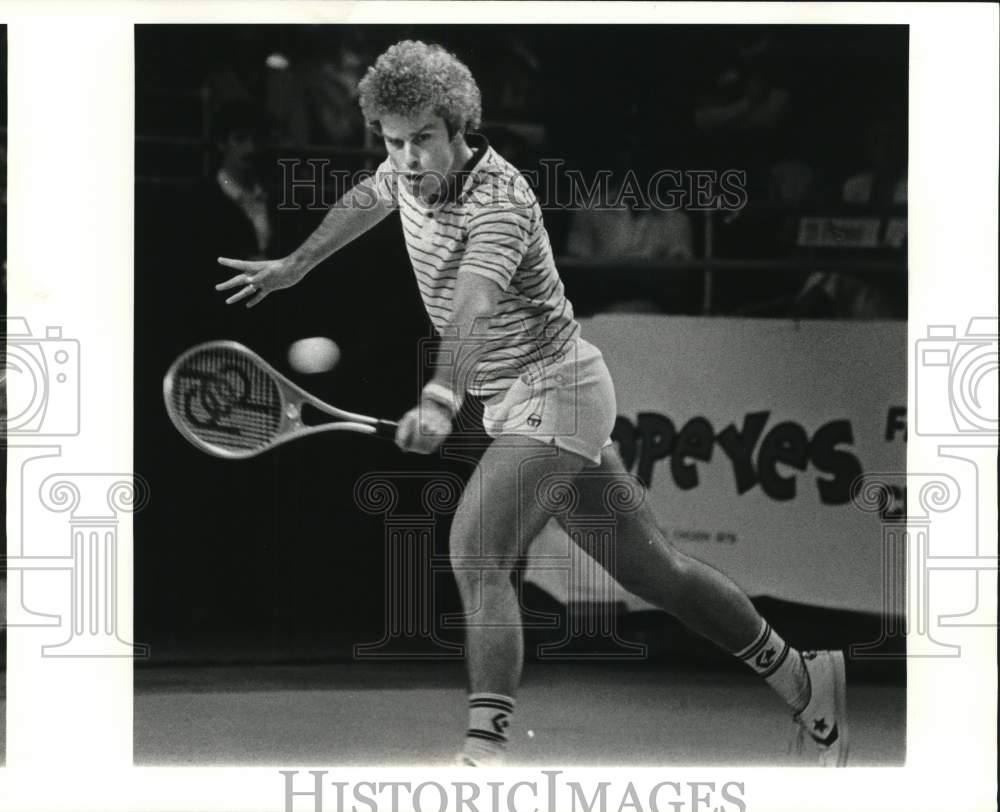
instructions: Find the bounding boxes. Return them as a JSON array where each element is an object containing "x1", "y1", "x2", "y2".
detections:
[{"x1": 134, "y1": 25, "x2": 908, "y2": 667}]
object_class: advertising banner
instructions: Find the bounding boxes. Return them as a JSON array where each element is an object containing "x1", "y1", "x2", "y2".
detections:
[{"x1": 527, "y1": 315, "x2": 908, "y2": 614}]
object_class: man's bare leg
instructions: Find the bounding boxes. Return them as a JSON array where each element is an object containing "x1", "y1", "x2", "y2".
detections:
[
  {"x1": 563, "y1": 447, "x2": 810, "y2": 704},
  {"x1": 450, "y1": 436, "x2": 587, "y2": 763},
  {"x1": 560, "y1": 446, "x2": 849, "y2": 765}
]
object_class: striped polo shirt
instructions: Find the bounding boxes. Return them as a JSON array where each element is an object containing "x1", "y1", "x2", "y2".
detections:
[{"x1": 372, "y1": 136, "x2": 580, "y2": 398}]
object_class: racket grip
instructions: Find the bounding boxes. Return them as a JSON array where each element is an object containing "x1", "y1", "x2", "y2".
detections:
[{"x1": 373, "y1": 419, "x2": 399, "y2": 443}]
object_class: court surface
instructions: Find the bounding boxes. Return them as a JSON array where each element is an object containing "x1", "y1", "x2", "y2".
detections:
[{"x1": 134, "y1": 662, "x2": 904, "y2": 766}]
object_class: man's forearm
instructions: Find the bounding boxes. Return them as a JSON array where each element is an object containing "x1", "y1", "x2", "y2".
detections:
[
  {"x1": 430, "y1": 318, "x2": 492, "y2": 391},
  {"x1": 425, "y1": 275, "x2": 503, "y2": 410},
  {"x1": 288, "y1": 180, "x2": 393, "y2": 273}
]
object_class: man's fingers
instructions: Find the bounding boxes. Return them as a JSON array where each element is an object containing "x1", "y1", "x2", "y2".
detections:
[
  {"x1": 216, "y1": 274, "x2": 252, "y2": 292},
  {"x1": 394, "y1": 421, "x2": 409, "y2": 449},
  {"x1": 245, "y1": 290, "x2": 269, "y2": 308},
  {"x1": 217, "y1": 257, "x2": 258, "y2": 271},
  {"x1": 217, "y1": 257, "x2": 267, "y2": 291},
  {"x1": 395, "y1": 412, "x2": 418, "y2": 450},
  {"x1": 225, "y1": 285, "x2": 258, "y2": 306}
]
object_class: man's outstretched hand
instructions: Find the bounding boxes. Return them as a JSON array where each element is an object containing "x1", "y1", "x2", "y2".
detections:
[{"x1": 216, "y1": 256, "x2": 311, "y2": 308}]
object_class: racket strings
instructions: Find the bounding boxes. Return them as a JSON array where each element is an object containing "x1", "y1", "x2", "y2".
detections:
[{"x1": 169, "y1": 346, "x2": 282, "y2": 453}]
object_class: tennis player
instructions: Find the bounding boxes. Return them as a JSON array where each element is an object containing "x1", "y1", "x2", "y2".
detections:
[{"x1": 217, "y1": 40, "x2": 848, "y2": 767}]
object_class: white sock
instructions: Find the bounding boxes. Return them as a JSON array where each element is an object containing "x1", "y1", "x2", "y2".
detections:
[
  {"x1": 462, "y1": 693, "x2": 514, "y2": 763},
  {"x1": 735, "y1": 620, "x2": 810, "y2": 713}
]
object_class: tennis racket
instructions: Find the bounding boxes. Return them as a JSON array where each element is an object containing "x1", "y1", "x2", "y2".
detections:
[{"x1": 163, "y1": 341, "x2": 398, "y2": 459}]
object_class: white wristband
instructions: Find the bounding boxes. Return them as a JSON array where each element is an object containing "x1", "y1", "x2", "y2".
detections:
[{"x1": 421, "y1": 382, "x2": 462, "y2": 416}]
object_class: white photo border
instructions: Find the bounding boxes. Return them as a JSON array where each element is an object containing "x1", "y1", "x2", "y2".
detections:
[{"x1": 3, "y1": 2, "x2": 998, "y2": 812}]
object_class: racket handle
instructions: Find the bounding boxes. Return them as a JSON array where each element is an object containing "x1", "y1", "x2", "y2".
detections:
[{"x1": 373, "y1": 419, "x2": 399, "y2": 443}]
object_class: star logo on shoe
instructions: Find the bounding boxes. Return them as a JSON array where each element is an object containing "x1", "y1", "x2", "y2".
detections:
[
  {"x1": 492, "y1": 713, "x2": 510, "y2": 734},
  {"x1": 813, "y1": 717, "x2": 828, "y2": 733},
  {"x1": 755, "y1": 647, "x2": 777, "y2": 669},
  {"x1": 810, "y1": 722, "x2": 839, "y2": 747}
]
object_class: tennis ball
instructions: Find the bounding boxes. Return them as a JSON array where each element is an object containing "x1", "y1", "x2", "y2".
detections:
[{"x1": 288, "y1": 337, "x2": 341, "y2": 374}]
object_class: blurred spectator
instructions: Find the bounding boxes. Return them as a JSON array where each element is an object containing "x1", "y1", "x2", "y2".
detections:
[
  {"x1": 562, "y1": 142, "x2": 696, "y2": 314},
  {"x1": 204, "y1": 27, "x2": 312, "y2": 147},
  {"x1": 565, "y1": 199, "x2": 693, "y2": 263},
  {"x1": 769, "y1": 159, "x2": 822, "y2": 205},
  {"x1": 694, "y1": 64, "x2": 789, "y2": 138},
  {"x1": 793, "y1": 269, "x2": 895, "y2": 320},
  {"x1": 841, "y1": 117, "x2": 907, "y2": 206},
  {"x1": 696, "y1": 31, "x2": 823, "y2": 265},
  {"x1": 493, "y1": 35, "x2": 542, "y2": 118},
  {"x1": 301, "y1": 47, "x2": 367, "y2": 145},
  {"x1": 565, "y1": 140, "x2": 694, "y2": 264},
  {"x1": 199, "y1": 100, "x2": 276, "y2": 262},
  {"x1": 290, "y1": 28, "x2": 370, "y2": 146},
  {"x1": 158, "y1": 100, "x2": 287, "y2": 354},
  {"x1": 204, "y1": 28, "x2": 372, "y2": 148},
  {"x1": 693, "y1": 32, "x2": 792, "y2": 178},
  {"x1": 793, "y1": 115, "x2": 906, "y2": 319}
]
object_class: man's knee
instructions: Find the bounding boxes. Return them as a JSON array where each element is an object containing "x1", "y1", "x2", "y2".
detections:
[
  {"x1": 451, "y1": 562, "x2": 515, "y2": 604},
  {"x1": 449, "y1": 503, "x2": 479, "y2": 556},
  {"x1": 451, "y1": 565, "x2": 479, "y2": 601}
]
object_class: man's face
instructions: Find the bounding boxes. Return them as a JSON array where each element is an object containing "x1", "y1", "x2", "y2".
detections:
[
  {"x1": 222, "y1": 129, "x2": 260, "y2": 172},
  {"x1": 379, "y1": 111, "x2": 461, "y2": 202}
]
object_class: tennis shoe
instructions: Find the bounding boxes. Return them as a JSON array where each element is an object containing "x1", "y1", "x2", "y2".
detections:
[
  {"x1": 454, "y1": 749, "x2": 505, "y2": 767},
  {"x1": 792, "y1": 650, "x2": 849, "y2": 767}
]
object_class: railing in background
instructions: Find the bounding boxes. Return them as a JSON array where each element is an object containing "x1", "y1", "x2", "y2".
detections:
[{"x1": 135, "y1": 88, "x2": 907, "y2": 318}]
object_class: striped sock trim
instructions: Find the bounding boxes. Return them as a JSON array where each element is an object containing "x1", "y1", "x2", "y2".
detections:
[
  {"x1": 735, "y1": 620, "x2": 771, "y2": 661},
  {"x1": 466, "y1": 728, "x2": 507, "y2": 745},
  {"x1": 469, "y1": 693, "x2": 515, "y2": 712},
  {"x1": 469, "y1": 699, "x2": 515, "y2": 712},
  {"x1": 468, "y1": 693, "x2": 514, "y2": 746}
]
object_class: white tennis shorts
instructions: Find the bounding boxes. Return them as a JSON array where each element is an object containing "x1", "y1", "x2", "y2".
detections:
[{"x1": 481, "y1": 338, "x2": 616, "y2": 465}]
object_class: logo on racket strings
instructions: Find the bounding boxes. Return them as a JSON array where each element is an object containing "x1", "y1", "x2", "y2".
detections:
[{"x1": 178, "y1": 364, "x2": 273, "y2": 434}]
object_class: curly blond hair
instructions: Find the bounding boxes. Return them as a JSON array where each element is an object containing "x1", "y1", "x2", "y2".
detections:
[{"x1": 357, "y1": 40, "x2": 482, "y2": 137}]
